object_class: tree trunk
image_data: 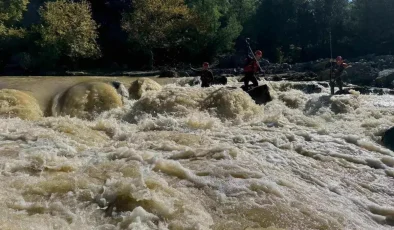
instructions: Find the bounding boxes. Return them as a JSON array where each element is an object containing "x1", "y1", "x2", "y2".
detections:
[{"x1": 148, "y1": 49, "x2": 154, "y2": 70}]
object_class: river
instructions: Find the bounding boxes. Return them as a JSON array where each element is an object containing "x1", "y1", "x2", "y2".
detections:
[{"x1": 0, "y1": 76, "x2": 394, "y2": 230}]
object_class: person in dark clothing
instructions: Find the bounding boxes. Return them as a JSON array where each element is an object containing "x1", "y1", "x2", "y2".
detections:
[
  {"x1": 330, "y1": 56, "x2": 351, "y2": 94},
  {"x1": 243, "y1": 50, "x2": 263, "y2": 91},
  {"x1": 190, "y1": 62, "x2": 214, "y2": 88}
]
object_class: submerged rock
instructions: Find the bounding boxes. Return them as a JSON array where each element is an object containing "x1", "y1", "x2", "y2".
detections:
[{"x1": 382, "y1": 127, "x2": 394, "y2": 151}]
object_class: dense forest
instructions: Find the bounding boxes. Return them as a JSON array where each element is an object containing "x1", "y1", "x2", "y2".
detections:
[{"x1": 0, "y1": 0, "x2": 393, "y2": 73}]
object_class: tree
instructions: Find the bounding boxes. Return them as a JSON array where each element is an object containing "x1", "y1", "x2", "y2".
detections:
[
  {"x1": 184, "y1": 0, "x2": 258, "y2": 62},
  {"x1": 0, "y1": 0, "x2": 30, "y2": 70},
  {"x1": 0, "y1": 0, "x2": 29, "y2": 25},
  {"x1": 122, "y1": 0, "x2": 191, "y2": 69},
  {"x1": 36, "y1": 0, "x2": 101, "y2": 69},
  {"x1": 351, "y1": 0, "x2": 394, "y2": 55}
]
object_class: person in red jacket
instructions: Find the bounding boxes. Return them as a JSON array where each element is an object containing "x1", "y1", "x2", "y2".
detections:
[
  {"x1": 243, "y1": 50, "x2": 263, "y2": 91},
  {"x1": 329, "y1": 56, "x2": 351, "y2": 94}
]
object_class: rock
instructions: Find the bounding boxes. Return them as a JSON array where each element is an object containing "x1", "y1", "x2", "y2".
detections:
[
  {"x1": 305, "y1": 84, "x2": 322, "y2": 94},
  {"x1": 190, "y1": 77, "x2": 201, "y2": 86},
  {"x1": 334, "y1": 86, "x2": 394, "y2": 95},
  {"x1": 382, "y1": 127, "x2": 394, "y2": 151},
  {"x1": 242, "y1": 85, "x2": 273, "y2": 105},
  {"x1": 128, "y1": 78, "x2": 162, "y2": 100},
  {"x1": 318, "y1": 82, "x2": 329, "y2": 88},
  {"x1": 267, "y1": 72, "x2": 318, "y2": 82},
  {"x1": 281, "y1": 63, "x2": 291, "y2": 70},
  {"x1": 213, "y1": 75, "x2": 228, "y2": 85},
  {"x1": 375, "y1": 69, "x2": 394, "y2": 88},
  {"x1": 159, "y1": 70, "x2": 178, "y2": 78},
  {"x1": 178, "y1": 71, "x2": 190, "y2": 77},
  {"x1": 65, "y1": 71, "x2": 88, "y2": 76},
  {"x1": 260, "y1": 59, "x2": 270, "y2": 66},
  {"x1": 111, "y1": 81, "x2": 129, "y2": 100},
  {"x1": 282, "y1": 82, "x2": 323, "y2": 94},
  {"x1": 212, "y1": 69, "x2": 237, "y2": 76},
  {"x1": 345, "y1": 62, "x2": 379, "y2": 86},
  {"x1": 282, "y1": 72, "x2": 318, "y2": 81},
  {"x1": 334, "y1": 87, "x2": 372, "y2": 95},
  {"x1": 272, "y1": 75, "x2": 282, "y2": 81}
]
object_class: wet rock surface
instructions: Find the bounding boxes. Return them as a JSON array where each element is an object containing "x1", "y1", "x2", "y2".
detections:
[
  {"x1": 382, "y1": 127, "x2": 394, "y2": 151},
  {"x1": 241, "y1": 85, "x2": 273, "y2": 105}
]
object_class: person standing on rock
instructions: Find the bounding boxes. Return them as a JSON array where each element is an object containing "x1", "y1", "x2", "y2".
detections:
[
  {"x1": 243, "y1": 50, "x2": 263, "y2": 91},
  {"x1": 190, "y1": 62, "x2": 214, "y2": 88},
  {"x1": 330, "y1": 56, "x2": 351, "y2": 94}
]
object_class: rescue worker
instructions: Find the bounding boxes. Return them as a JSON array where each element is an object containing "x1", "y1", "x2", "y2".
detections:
[
  {"x1": 243, "y1": 50, "x2": 263, "y2": 91},
  {"x1": 330, "y1": 56, "x2": 351, "y2": 94},
  {"x1": 190, "y1": 62, "x2": 214, "y2": 88}
]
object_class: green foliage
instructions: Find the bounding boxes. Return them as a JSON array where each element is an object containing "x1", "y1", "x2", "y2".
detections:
[
  {"x1": 184, "y1": 0, "x2": 257, "y2": 61},
  {"x1": 0, "y1": 0, "x2": 393, "y2": 72},
  {"x1": 122, "y1": 0, "x2": 191, "y2": 48},
  {"x1": 121, "y1": 0, "x2": 191, "y2": 68},
  {"x1": 0, "y1": 0, "x2": 29, "y2": 70},
  {"x1": 0, "y1": 0, "x2": 29, "y2": 25},
  {"x1": 36, "y1": 0, "x2": 101, "y2": 68}
]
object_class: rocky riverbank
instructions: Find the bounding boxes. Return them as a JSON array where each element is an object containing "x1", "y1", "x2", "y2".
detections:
[{"x1": 3, "y1": 54, "x2": 394, "y2": 91}]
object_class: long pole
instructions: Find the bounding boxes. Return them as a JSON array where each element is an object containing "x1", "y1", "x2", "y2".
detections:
[
  {"x1": 245, "y1": 38, "x2": 274, "y2": 89},
  {"x1": 246, "y1": 38, "x2": 264, "y2": 73},
  {"x1": 329, "y1": 30, "x2": 334, "y2": 95}
]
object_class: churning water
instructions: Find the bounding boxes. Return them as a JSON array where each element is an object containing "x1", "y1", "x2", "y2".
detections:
[{"x1": 0, "y1": 76, "x2": 394, "y2": 230}]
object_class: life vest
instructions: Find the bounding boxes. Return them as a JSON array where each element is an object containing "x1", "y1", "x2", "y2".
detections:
[{"x1": 244, "y1": 56, "x2": 259, "y2": 73}]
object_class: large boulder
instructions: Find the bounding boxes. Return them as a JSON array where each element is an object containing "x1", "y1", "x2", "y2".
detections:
[
  {"x1": 317, "y1": 62, "x2": 379, "y2": 86},
  {"x1": 345, "y1": 62, "x2": 379, "y2": 86},
  {"x1": 382, "y1": 127, "x2": 394, "y2": 151},
  {"x1": 213, "y1": 75, "x2": 228, "y2": 85},
  {"x1": 375, "y1": 69, "x2": 394, "y2": 88},
  {"x1": 128, "y1": 78, "x2": 162, "y2": 100},
  {"x1": 0, "y1": 89, "x2": 43, "y2": 120},
  {"x1": 242, "y1": 85, "x2": 273, "y2": 105}
]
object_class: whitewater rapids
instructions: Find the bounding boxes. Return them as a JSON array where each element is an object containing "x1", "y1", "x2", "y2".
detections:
[{"x1": 0, "y1": 77, "x2": 394, "y2": 230}]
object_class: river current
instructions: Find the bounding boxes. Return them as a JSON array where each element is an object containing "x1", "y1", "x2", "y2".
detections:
[{"x1": 0, "y1": 76, "x2": 394, "y2": 230}]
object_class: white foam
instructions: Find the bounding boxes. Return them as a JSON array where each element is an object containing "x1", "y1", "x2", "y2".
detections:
[{"x1": 0, "y1": 80, "x2": 394, "y2": 229}]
